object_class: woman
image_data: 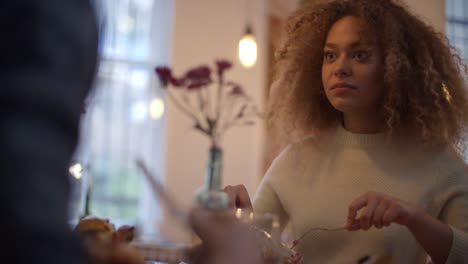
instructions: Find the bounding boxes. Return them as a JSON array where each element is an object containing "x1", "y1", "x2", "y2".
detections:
[{"x1": 225, "y1": 0, "x2": 468, "y2": 263}]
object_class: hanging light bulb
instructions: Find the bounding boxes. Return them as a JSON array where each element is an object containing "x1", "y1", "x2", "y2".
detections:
[{"x1": 238, "y1": 25, "x2": 257, "y2": 68}]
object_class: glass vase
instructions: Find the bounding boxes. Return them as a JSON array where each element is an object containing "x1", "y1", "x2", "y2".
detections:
[{"x1": 194, "y1": 144, "x2": 229, "y2": 209}]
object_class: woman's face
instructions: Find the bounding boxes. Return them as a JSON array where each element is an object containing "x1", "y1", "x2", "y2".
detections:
[{"x1": 321, "y1": 16, "x2": 384, "y2": 115}]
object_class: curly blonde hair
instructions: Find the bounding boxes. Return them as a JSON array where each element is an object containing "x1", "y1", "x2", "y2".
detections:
[{"x1": 268, "y1": 0, "x2": 468, "y2": 148}]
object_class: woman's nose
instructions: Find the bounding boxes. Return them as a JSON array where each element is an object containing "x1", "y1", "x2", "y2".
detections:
[{"x1": 333, "y1": 56, "x2": 352, "y2": 77}]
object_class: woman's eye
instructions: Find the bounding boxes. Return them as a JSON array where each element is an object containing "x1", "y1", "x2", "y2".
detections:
[
  {"x1": 323, "y1": 51, "x2": 337, "y2": 61},
  {"x1": 354, "y1": 51, "x2": 371, "y2": 61}
]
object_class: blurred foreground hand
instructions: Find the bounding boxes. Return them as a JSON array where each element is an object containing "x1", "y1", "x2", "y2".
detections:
[
  {"x1": 189, "y1": 208, "x2": 262, "y2": 264},
  {"x1": 86, "y1": 238, "x2": 145, "y2": 264}
]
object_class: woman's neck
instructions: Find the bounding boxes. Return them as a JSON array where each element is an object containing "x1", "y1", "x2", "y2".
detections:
[{"x1": 343, "y1": 112, "x2": 385, "y2": 134}]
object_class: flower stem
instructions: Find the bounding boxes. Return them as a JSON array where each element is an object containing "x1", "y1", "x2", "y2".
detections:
[
  {"x1": 205, "y1": 83, "x2": 212, "y2": 119},
  {"x1": 215, "y1": 76, "x2": 223, "y2": 124},
  {"x1": 168, "y1": 90, "x2": 204, "y2": 126}
]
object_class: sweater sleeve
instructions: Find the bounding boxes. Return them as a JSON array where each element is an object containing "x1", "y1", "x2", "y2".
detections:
[
  {"x1": 253, "y1": 145, "x2": 294, "y2": 230},
  {"x1": 254, "y1": 180, "x2": 289, "y2": 229},
  {"x1": 438, "y1": 169, "x2": 468, "y2": 264}
]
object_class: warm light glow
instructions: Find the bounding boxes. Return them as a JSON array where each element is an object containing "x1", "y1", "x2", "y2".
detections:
[
  {"x1": 235, "y1": 208, "x2": 242, "y2": 218},
  {"x1": 442, "y1": 83, "x2": 452, "y2": 102},
  {"x1": 238, "y1": 34, "x2": 257, "y2": 68},
  {"x1": 150, "y1": 98, "x2": 165, "y2": 119},
  {"x1": 69, "y1": 163, "x2": 83, "y2": 180}
]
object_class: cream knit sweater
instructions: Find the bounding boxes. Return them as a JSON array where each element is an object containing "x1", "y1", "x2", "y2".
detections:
[{"x1": 253, "y1": 126, "x2": 468, "y2": 264}]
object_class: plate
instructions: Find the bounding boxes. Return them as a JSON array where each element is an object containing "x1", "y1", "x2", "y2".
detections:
[{"x1": 133, "y1": 239, "x2": 196, "y2": 263}]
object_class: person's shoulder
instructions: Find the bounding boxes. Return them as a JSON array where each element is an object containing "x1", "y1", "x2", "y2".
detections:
[
  {"x1": 267, "y1": 134, "x2": 328, "y2": 175},
  {"x1": 279, "y1": 134, "x2": 326, "y2": 159},
  {"x1": 435, "y1": 146, "x2": 466, "y2": 169},
  {"x1": 431, "y1": 145, "x2": 468, "y2": 183}
]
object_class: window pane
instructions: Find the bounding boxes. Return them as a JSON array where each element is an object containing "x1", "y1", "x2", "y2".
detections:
[
  {"x1": 447, "y1": 0, "x2": 468, "y2": 60},
  {"x1": 70, "y1": 0, "x2": 172, "y2": 228},
  {"x1": 101, "y1": 0, "x2": 156, "y2": 60}
]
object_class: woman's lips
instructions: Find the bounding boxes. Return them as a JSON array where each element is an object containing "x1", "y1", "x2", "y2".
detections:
[{"x1": 331, "y1": 83, "x2": 356, "y2": 95}]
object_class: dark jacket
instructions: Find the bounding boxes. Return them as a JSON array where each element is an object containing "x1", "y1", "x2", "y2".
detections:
[{"x1": 0, "y1": 0, "x2": 98, "y2": 263}]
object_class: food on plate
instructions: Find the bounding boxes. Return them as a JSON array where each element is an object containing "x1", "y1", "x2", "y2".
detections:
[
  {"x1": 115, "y1": 225, "x2": 136, "y2": 243},
  {"x1": 74, "y1": 216, "x2": 135, "y2": 244}
]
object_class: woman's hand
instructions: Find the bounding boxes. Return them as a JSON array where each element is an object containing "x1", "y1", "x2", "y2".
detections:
[
  {"x1": 346, "y1": 191, "x2": 453, "y2": 263},
  {"x1": 345, "y1": 191, "x2": 423, "y2": 230},
  {"x1": 223, "y1": 184, "x2": 253, "y2": 211}
]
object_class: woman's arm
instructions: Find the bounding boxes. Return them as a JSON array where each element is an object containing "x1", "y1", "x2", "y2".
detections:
[
  {"x1": 346, "y1": 190, "x2": 468, "y2": 264},
  {"x1": 406, "y1": 208, "x2": 453, "y2": 264}
]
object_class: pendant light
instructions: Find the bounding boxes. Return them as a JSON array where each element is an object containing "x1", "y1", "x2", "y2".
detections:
[{"x1": 238, "y1": 1, "x2": 257, "y2": 68}]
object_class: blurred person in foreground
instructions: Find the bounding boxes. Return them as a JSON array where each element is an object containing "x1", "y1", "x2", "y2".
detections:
[
  {"x1": 0, "y1": 0, "x2": 98, "y2": 263},
  {"x1": 0, "y1": 0, "x2": 141, "y2": 263},
  {"x1": 0, "y1": 1, "x2": 261, "y2": 263}
]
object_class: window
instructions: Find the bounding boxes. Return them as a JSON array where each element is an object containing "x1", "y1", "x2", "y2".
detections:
[
  {"x1": 69, "y1": 0, "x2": 172, "y2": 232},
  {"x1": 447, "y1": 0, "x2": 468, "y2": 59}
]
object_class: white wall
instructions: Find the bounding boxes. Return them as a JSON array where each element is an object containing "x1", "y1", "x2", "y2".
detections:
[
  {"x1": 403, "y1": 0, "x2": 446, "y2": 33},
  {"x1": 165, "y1": 0, "x2": 267, "y2": 207}
]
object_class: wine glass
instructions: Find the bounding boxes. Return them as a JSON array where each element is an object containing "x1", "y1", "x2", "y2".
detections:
[{"x1": 234, "y1": 208, "x2": 300, "y2": 263}]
